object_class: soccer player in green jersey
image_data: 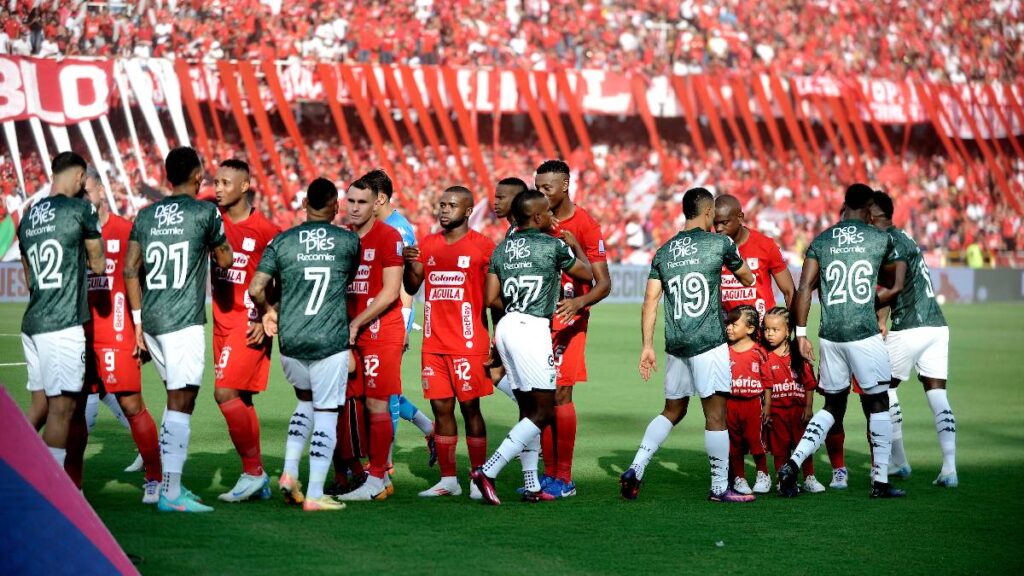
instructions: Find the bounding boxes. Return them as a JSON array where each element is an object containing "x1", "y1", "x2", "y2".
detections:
[
  {"x1": 249, "y1": 178, "x2": 361, "y2": 512},
  {"x1": 19, "y1": 152, "x2": 105, "y2": 472},
  {"x1": 489, "y1": 177, "x2": 528, "y2": 401},
  {"x1": 471, "y1": 190, "x2": 593, "y2": 505},
  {"x1": 870, "y1": 191, "x2": 957, "y2": 487},
  {"x1": 124, "y1": 147, "x2": 234, "y2": 513},
  {"x1": 619, "y1": 187, "x2": 756, "y2": 503},
  {"x1": 779, "y1": 184, "x2": 908, "y2": 499}
]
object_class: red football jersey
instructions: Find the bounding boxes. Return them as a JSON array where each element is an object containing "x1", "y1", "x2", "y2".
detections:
[
  {"x1": 763, "y1": 350, "x2": 817, "y2": 408},
  {"x1": 212, "y1": 208, "x2": 280, "y2": 336},
  {"x1": 86, "y1": 214, "x2": 134, "y2": 349},
  {"x1": 347, "y1": 220, "x2": 405, "y2": 347},
  {"x1": 551, "y1": 205, "x2": 606, "y2": 332},
  {"x1": 418, "y1": 230, "x2": 495, "y2": 355},
  {"x1": 729, "y1": 344, "x2": 767, "y2": 398},
  {"x1": 720, "y1": 228, "x2": 787, "y2": 318}
]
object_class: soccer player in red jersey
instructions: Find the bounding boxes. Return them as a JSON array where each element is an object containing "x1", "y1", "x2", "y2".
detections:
[
  {"x1": 403, "y1": 186, "x2": 496, "y2": 499},
  {"x1": 338, "y1": 178, "x2": 406, "y2": 501},
  {"x1": 724, "y1": 305, "x2": 770, "y2": 498},
  {"x1": 210, "y1": 160, "x2": 280, "y2": 502},
  {"x1": 713, "y1": 195, "x2": 795, "y2": 318},
  {"x1": 79, "y1": 169, "x2": 163, "y2": 504},
  {"x1": 534, "y1": 160, "x2": 612, "y2": 498}
]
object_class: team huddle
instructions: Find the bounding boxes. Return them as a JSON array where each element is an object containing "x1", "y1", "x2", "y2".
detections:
[{"x1": 18, "y1": 148, "x2": 958, "y2": 512}]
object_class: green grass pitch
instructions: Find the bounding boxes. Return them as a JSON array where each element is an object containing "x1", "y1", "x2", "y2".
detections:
[{"x1": 1, "y1": 302, "x2": 1022, "y2": 574}]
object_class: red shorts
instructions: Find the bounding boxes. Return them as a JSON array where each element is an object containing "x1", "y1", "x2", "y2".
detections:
[
  {"x1": 552, "y1": 323, "x2": 588, "y2": 387},
  {"x1": 213, "y1": 331, "x2": 272, "y2": 392},
  {"x1": 768, "y1": 406, "x2": 807, "y2": 455},
  {"x1": 353, "y1": 344, "x2": 403, "y2": 399},
  {"x1": 86, "y1": 346, "x2": 141, "y2": 394},
  {"x1": 727, "y1": 396, "x2": 766, "y2": 456},
  {"x1": 421, "y1": 352, "x2": 492, "y2": 402}
]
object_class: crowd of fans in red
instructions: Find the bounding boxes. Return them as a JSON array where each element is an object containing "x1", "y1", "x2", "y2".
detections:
[
  {"x1": 3, "y1": 131, "x2": 1020, "y2": 265},
  {"x1": 2, "y1": 0, "x2": 1021, "y2": 80}
]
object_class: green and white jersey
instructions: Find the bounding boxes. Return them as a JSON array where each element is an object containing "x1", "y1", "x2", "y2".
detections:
[
  {"x1": 18, "y1": 195, "x2": 102, "y2": 336},
  {"x1": 130, "y1": 195, "x2": 227, "y2": 336},
  {"x1": 256, "y1": 221, "x2": 360, "y2": 360},
  {"x1": 887, "y1": 226, "x2": 946, "y2": 331},
  {"x1": 489, "y1": 228, "x2": 576, "y2": 318},
  {"x1": 649, "y1": 229, "x2": 744, "y2": 358},
  {"x1": 806, "y1": 219, "x2": 898, "y2": 343}
]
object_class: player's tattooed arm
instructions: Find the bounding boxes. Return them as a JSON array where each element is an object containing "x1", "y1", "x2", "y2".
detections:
[
  {"x1": 84, "y1": 237, "x2": 106, "y2": 275},
  {"x1": 213, "y1": 240, "x2": 234, "y2": 269},
  {"x1": 248, "y1": 271, "x2": 278, "y2": 337},
  {"x1": 402, "y1": 246, "x2": 424, "y2": 294},
  {"x1": 638, "y1": 278, "x2": 662, "y2": 381},
  {"x1": 349, "y1": 265, "x2": 402, "y2": 345},
  {"x1": 793, "y1": 257, "x2": 820, "y2": 361},
  {"x1": 123, "y1": 240, "x2": 146, "y2": 353},
  {"x1": 875, "y1": 261, "x2": 906, "y2": 309}
]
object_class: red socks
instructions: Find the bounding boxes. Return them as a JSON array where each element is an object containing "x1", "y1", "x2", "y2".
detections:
[
  {"x1": 466, "y1": 436, "x2": 487, "y2": 470},
  {"x1": 753, "y1": 453, "x2": 768, "y2": 474},
  {"x1": 368, "y1": 411, "x2": 393, "y2": 479},
  {"x1": 729, "y1": 452, "x2": 745, "y2": 482},
  {"x1": 246, "y1": 403, "x2": 262, "y2": 471},
  {"x1": 219, "y1": 398, "x2": 262, "y2": 476},
  {"x1": 435, "y1": 435, "x2": 458, "y2": 477},
  {"x1": 127, "y1": 408, "x2": 161, "y2": 482},
  {"x1": 555, "y1": 403, "x2": 577, "y2": 482},
  {"x1": 826, "y1": 430, "x2": 846, "y2": 469},
  {"x1": 801, "y1": 456, "x2": 815, "y2": 477}
]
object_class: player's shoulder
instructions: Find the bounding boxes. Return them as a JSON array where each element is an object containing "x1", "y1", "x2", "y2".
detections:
[
  {"x1": 374, "y1": 219, "x2": 402, "y2": 239},
  {"x1": 468, "y1": 229, "x2": 496, "y2": 249},
  {"x1": 107, "y1": 213, "x2": 133, "y2": 233},
  {"x1": 746, "y1": 227, "x2": 780, "y2": 248},
  {"x1": 569, "y1": 204, "x2": 600, "y2": 227}
]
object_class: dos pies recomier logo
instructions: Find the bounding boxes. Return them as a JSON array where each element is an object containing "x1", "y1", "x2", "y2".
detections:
[{"x1": 670, "y1": 237, "x2": 697, "y2": 259}]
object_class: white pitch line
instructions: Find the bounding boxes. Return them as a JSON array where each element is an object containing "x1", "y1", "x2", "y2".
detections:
[
  {"x1": 0, "y1": 334, "x2": 22, "y2": 337},
  {"x1": 0, "y1": 362, "x2": 26, "y2": 367}
]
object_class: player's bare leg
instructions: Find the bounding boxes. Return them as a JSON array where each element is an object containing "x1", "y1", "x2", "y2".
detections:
[
  {"x1": 473, "y1": 390, "x2": 555, "y2": 505},
  {"x1": 29, "y1": 390, "x2": 48, "y2": 431},
  {"x1": 42, "y1": 392, "x2": 80, "y2": 468},
  {"x1": 115, "y1": 391, "x2": 162, "y2": 503},
  {"x1": 215, "y1": 387, "x2": 269, "y2": 502},
  {"x1": 921, "y1": 376, "x2": 957, "y2": 486},
  {"x1": 64, "y1": 393, "x2": 89, "y2": 489},
  {"x1": 621, "y1": 398, "x2": 688, "y2": 500},
  {"x1": 281, "y1": 388, "x2": 314, "y2": 504}
]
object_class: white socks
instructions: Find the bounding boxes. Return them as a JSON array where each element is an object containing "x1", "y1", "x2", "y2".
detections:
[
  {"x1": 926, "y1": 389, "x2": 957, "y2": 475},
  {"x1": 49, "y1": 446, "x2": 67, "y2": 466},
  {"x1": 791, "y1": 410, "x2": 836, "y2": 466},
  {"x1": 520, "y1": 433, "x2": 542, "y2": 492},
  {"x1": 482, "y1": 418, "x2": 541, "y2": 478},
  {"x1": 705, "y1": 430, "x2": 730, "y2": 494},
  {"x1": 284, "y1": 400, "x2": 314, "y2": 478},
  {"x1": 868, "y1": 411, "x2": 893, "y2": 483},
  {"x1": 409, "y1": 411, "x2": 434, "y2": 436},
  {"x1": 307, "y1": 411, "x2": 338, "y2": 500},
  {"x1": 888, "y1": 389, "x2": 907, "y2": 468},
  {"x1": 629, "y1": 415, "x2": 674, "y2": 480},
  {"x1": 102, "y1": 394, "x2": 130, "y2": 430},
  {"x1": 85, "y1": 393, "x2": 100, "y2": 433},
  {"x1": 160, "y1": 410, "x2": 192, "y2": 500},
  {"x1": 495, "y1": 376, "x2": 517, "y2": 402}
]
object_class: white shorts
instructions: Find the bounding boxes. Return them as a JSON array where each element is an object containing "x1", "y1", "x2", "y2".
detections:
[
  {"x1": 22, "y1": 326, "x2": 86, "y2": 397},
  {"x1": 280, "y1": 350, "x2": 350, "y2": 409},
  {"x1": 144, "y1": 325, "x2": 206, "y2": 390},
  {"x1": 494, "y1": 312, "x2": 556, "y2": 393},
  {"x1": 887, "y1": 326, "x2": 949, "y2": 381},
  {"x1": 664, "y1": 344, "x2": 731, "y2": 400},
  {"x1": 819, "y1": 335, "x2": 891, "y2": 395}
]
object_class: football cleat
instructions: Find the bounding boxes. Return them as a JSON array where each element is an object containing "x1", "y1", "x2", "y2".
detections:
[
  {"x1": 142, "y1": 480, "x2": 160, "y2": 505},
  {"x1": 470, "y1": 468, "x2": 501, "y2": 506},
  {"x1": 323, "y1": 479, "x2": 350, "y2": 497},
  {"x1": 752, "y1": 471, "x2": 772, "y2": 494},
  {"x1": 777, "y1": 461, "x2": 800, "y2": 498},
  {"x1": 218, "y1": 472, "x2": 270, "y2": 503},
  {"x1": 181, "y1": 487, "x2": 203, "y2": 503},
  {"x1": 255, "y1": 480, "x2": 272, "y2": 500},
  {"x1": 619, "y1": 468, "x2": 642, "y2": 501},
  {"x1": 426, "y1": 435, "x2": 438, "y2": 468},
  {"x1": 337, "y1": 480, "x2": 388, "y2": 501},
  {"x1": 521, "y1": 489, "x2": 556, "y2": 503},
  {"x1": 559, "y1": 480, "x2": 577, "y2": 498},
  {"x1": 708, "y1": 488, "x2": 756, "y2": 503},
  {"x1": 869, "y1": 481, "x2": 907, "y2": 499},
  {"x1": 158, "y1": 493, "x2": 214, "y2": 513},
  {"x1": 418, "y1": 479, "x2": 462, "y2": 498},
  {"x1": 933, "y1": 472, "x2": 958, "y2": 488},
  {"x1": 803, "y1": 475, "x2": 826, "y2": 494},
  {"x1": 278, "y1": 472, "x2": 305, "y2": 505},
  {"x1": 303, "y1": 495, "x2": 347, "y2": 512},
  {"x1": 124, "y1": 453, "x2": 144, "y2": 473},
  {"x1": 733, "y1": 477, "x2": 753, "y2": 495},
  {"x1": 890, "y1": 464, "x2": 912, "y2": 479},
  {"x1": 830, "y1": 467, "x2": 849, "y2": 490}
]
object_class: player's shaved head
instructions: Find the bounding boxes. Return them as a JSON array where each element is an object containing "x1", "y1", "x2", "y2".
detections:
[
  {"x1": 511, "y1": 189, "x2": 548, "y2": 227},
  {"x1": 841, "y1": 183, "x2": 874, "y2": 221},
  {"x1": 307, "y1": 178, "x2": 338, "y2": 210},
  {"x1": 166, "y1": 146, "x2": 203, "y2": 188},
  {"x1": 683, "y1": 187, "x2": 715, "y2": 219},
  {"x1": 443, "y1": 185, "x2": 474, "y2": 204},
  {"x1": 715, "y1": 194, "x2": 742, "y2": 216}
]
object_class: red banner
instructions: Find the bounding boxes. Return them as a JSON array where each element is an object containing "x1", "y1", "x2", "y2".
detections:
[{"x1": 0, "y1": 56, "x2": 113, "y2": 125}]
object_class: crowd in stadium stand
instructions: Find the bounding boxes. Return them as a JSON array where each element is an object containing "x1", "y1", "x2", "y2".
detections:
[
  {"x1": 3, "y1": 133, "x2": 1021, "y2": 266},
  {"x1": 1, "y1": 0, "x2": 1021, "y2": 80}
]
